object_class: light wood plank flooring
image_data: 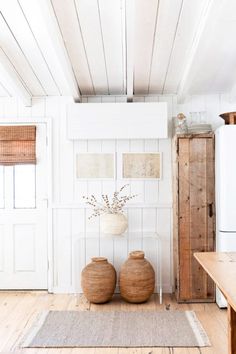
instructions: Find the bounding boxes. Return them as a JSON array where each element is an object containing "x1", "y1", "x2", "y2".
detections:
[{"x1": 0, "y1": 292, "x2": 227, "y2": 353}]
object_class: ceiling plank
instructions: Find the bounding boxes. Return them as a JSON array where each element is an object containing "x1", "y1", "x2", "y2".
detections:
[
  {"x1": 0, "y1": 13, "x2": 45, "y2": 96},
  {"x1": 0, "y1": 82, "x2": 10, "y2": 97},
  {"x1": 0, "y1": 47, "x2": 32, "y2": 106},
  {"x1": 148, "y1": 0, "x2": 183, "y2": 94},
  {"x1": 177, "y1": 0, "x2": 230, "y2": 99},
  {"x1": 177, "y1": 0, "x2": 217, "y2": 103},
  {"x1": 98, "y1": 0, "x2": 124, "y2": 95},
  {"x1": 20, "y1": 0, "x2": 80, "y2": 101},
  {"x1": 162, "y1": 0, "x2": 207, "y2": 94},
  {"x1": 125, "y1": 0, "x2": 135, "y2": 101},
  {"x1": 73, "y1": 0, "x2": 109, "y2": 95},
  {"x1": 1, "y1": 0, "x2": 60, "y2": 96},
  {"x1": 133, "y1": 0, "x2": 159, "y2": 95},
  {"x1": 51, "y1": 0, "x2": 94, "y2": 96}
]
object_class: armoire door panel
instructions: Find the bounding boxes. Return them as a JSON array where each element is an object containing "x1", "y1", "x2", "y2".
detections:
[
  {"x1": 189, "y1": 138, "x2": 208, "y2": 299},
  {"x1": 175, "y1": 134, "x2": 215, "y2": 302},
  {"x1": 178, "y1": 138, "x2": 191, "y2": 300}
]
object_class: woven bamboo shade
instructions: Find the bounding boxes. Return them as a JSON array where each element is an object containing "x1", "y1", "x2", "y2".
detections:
[{"x1": 0, "y1": 126, "x2": 36, "y2": 165}]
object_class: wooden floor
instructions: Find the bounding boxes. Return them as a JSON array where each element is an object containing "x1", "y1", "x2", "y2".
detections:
[{"x1": 0, "y1": 291, "x2": 228, "y2": 354}]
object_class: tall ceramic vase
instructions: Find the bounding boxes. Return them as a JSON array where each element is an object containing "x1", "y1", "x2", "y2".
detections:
[
  {"x1": 81, "y1": 257, "x2": 116, "y2": 304},
  {"x1": 119, "y1": 250, "x2": 155, "y2": 303},
  {"x1": 100, "y1": 213, "x2": 128, "y2": 235}
]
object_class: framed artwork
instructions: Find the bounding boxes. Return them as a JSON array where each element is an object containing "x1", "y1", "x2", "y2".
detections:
[
  {"x1": 122, "y1": 152, "x2": 161, "y2": 179},
  {"x1": 76, "y1": 153, "x2": 115, "y2": 179}
]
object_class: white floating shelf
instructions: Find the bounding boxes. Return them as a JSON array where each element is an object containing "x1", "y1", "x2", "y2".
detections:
[{"x1": 67, "y1": 102, "x2": 168, "y2": 139}]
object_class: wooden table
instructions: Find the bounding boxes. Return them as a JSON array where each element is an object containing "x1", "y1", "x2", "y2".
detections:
[{"x1": 194, "y1": 252, "x2": 236, "y2": 354}]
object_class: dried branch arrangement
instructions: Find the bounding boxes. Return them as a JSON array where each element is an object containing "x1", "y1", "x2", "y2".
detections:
[{"x1": 83, "y1": 184, "x2": 137, "y2": 219}]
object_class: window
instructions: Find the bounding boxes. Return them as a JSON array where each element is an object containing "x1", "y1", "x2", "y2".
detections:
[
  {"x1": 0, "y1": 125, "x2": 37, "y2": 209},
  {"x1": 14, "y1": 165, "x2": 36, "y2": 208}
]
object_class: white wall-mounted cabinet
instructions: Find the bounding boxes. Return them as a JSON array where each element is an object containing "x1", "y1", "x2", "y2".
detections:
[{"x1": 67, "y1": 102, "x2": 168, "y2": 140}]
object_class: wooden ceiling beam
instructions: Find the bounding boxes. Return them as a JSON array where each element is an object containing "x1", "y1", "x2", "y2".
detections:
[
  {"x1": 0, "y1": 48, "x2": 32, "y2": 106},
  {"x1": 38, "y1": 0, "x2": 81, "y2": 102}
]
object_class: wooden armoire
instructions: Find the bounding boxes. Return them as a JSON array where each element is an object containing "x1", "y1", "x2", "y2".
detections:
[{"x1": 173, "y1": 133, "x2": 215, "y2": 302}]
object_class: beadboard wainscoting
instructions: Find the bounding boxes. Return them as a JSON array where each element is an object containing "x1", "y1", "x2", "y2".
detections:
[{"x1": 0, "y1": 93, "x2": 230, "y2": 293}]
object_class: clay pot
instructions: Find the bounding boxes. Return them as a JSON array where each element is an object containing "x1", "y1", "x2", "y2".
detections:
[
  {"x1": 100, "y1": 213, "x2": 128, "y2": 235},
  {"x1": 119, "y1": 250, "x2": 155, "y2": 303},
  {"x1": 81, "y1": 257, "x2": 116, "y2": 304}
]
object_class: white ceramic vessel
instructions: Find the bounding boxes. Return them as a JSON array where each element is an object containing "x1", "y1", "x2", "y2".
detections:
[{"x1": 100, "y1": 213, "x2": 128, "y2": 235}]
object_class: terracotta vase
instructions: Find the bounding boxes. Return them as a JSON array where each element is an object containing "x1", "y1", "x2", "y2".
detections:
[
  {"x1": 100, "y1": 213, "x2": 128, "y2": 235},
  {"x1": 119, "y1": 250, "x2": 155, "y2": 303},
  {"x1": 81, "y1": 257, "x2": 116, "y2": 304}
]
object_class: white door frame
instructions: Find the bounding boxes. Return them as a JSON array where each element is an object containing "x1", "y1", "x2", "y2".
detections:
[{"x1": 0, "y1": 116, "x2": 53, "y2": 292}]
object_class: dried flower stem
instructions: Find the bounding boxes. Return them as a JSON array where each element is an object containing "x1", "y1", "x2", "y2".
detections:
[{"x1": 83, "y1": 184, "x2": 137, "y2": 219}]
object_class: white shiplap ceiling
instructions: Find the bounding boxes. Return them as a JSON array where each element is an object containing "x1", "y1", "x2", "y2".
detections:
[{"x1": 0, "y1": 0, "x2": 235, "y2": 105}]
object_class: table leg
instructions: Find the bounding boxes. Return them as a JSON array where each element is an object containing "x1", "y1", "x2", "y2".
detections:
[
  {"x1": 228, "y1": 304, "x2": 236, "y2": 354},
  {"x1": 157, "y1": 236, "x2": 162, "y2": 304}
]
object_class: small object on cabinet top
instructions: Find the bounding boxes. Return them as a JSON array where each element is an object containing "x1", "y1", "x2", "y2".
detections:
[
  {"x1": 175, "y1": 113, "x2": 188, "y2": 134},
  {"x1": 219, "y1": 112, "x2": 236, "y2": 125}
]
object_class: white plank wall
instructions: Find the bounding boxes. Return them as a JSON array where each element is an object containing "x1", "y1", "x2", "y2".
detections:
[{"x1": 0, "y1": 93, "x2": 230, "y2": 293}]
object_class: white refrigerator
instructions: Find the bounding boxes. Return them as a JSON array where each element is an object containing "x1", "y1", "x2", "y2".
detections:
[{"x1": 215, "y1": 125, "x2": 236, "y2": 307}]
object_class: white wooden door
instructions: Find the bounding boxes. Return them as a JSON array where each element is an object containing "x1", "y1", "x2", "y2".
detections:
[{"x1": 0, "y1": 123, "x2": 48, "y2": 289}]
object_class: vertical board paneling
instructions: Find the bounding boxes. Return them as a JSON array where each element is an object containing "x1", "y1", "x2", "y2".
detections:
[
  {"x1": 100, "y1": 236, "x2": 114, "y2": 278},
  {"x1": 158, "y1": 138, "x2": 172, "y2": 203},
  {"x1": 1, "y1": 93, "x2": 226, "y2": 294},
  {"x1": 32, "y1": 97, "x2": 46, "y2": 116},
  {"x1": 142, "y1": 237, "x2": 157, "y2": 289},
  {"x1": 71, "y1": 208, "x2": 86, "y2": 292},
  {"x1": 157, "y1": 208, "x2": 172, "y2": 288},
  {"x1": 127, "y1": 208, "x2": 143, "y2": 252},
  {"x1": 18, "y1": 99, "x2": 32, "y2": 118},
  {"x1": 3, "y1": 97, "x2": 18, "y2": 117},
  {"x1": 129, "y1": 140, "x2": 145, "y2": 202},
  {"x1": 74, "y1": 139, "x2": 88, "y2": 203},
  {"x1": 86, "y1": 213, "x2": 99, "y2": 233},
  {"x1": 128, "y1": 208, "x2": 142, "y2": 232},
  {"x1": 0, "y1": 225, "x2": 4, "y2": 271},
  {"x1": 85, "y1": 237, "x2": 100, "y2": 265},
  {"x1": 143, "y1": 208, "x2": 156, "y2": 231},
  {"x1": 144, "y1": 180, "x2": 159, "y2": 204},
  {"x1": 59, "y1": 97, "x2": 74, "y2": 202},
  {"x1": 113, "y1": 237, "x2": 127, "y2": 279},
  {"x1": 45, "y1": 97, "x2": 60, "y2": 203},
  {"x1": 53, "y1": 209, "x2": 72, "y2": 290}
]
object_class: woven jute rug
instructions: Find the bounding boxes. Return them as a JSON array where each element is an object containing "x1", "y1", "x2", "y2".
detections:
[{"x1": 20, "y1": 310, "x2": 210, "y2": 348}]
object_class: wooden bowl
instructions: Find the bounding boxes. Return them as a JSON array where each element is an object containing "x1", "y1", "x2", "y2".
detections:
[{"x1": 219, "y1": 112, "x2": 236, "y2": 124}]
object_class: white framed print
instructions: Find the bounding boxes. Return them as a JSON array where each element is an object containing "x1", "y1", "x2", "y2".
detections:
[
  {"x1": 76, "y1": 153, "x2": 116, "y2": 180},
  {"x1": 121, "y1": 152, "x2": 162, "y2": 180}
]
